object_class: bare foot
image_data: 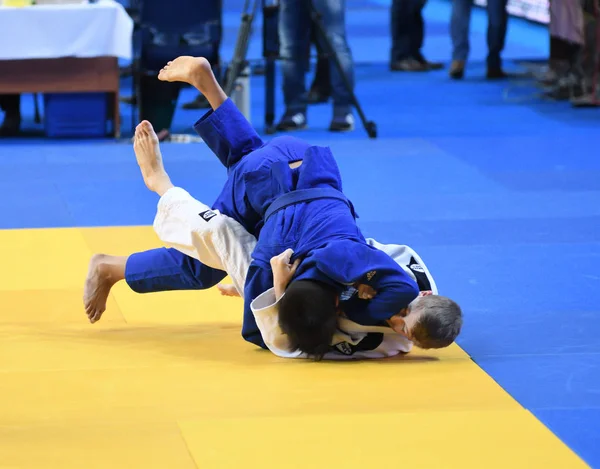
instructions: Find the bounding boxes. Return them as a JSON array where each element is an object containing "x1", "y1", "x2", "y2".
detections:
[
  {"x1": 158, "y1": 56, "x2": 212, "y2": 88},
  {"x1": 133, "y1": 120, "x2": 173, "y2": 196},
  {"x1": 158, "y1": 56, "x2": 226, "y2": 110},
  {"x1": 217, "y1": 283, "x2": 241, "y2": 298},
  {"x1": 83, "y1": 254, "x2": 123, "y2": 324}
]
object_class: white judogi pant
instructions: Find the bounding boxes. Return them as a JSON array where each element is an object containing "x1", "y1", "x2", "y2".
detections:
[{"x1": 154, "y1": 187, "x2": 438, "y2": 360}]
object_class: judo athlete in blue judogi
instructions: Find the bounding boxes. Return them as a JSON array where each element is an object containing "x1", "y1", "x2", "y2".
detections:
[{"x1": 83, "y1": 57, "x2": 461, "y2": 359}]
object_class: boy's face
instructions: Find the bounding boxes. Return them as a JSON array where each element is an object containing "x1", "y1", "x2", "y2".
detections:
[
  {"x1": 386, "y1": 313, "x2": 411, "y2": 338},
  {"x1": 386, "y1": 291, "x2": 434, "y2": 342}
]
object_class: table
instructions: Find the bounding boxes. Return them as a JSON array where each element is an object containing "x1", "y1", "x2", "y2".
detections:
[{"x1": 0, "y1": 0, "x2": 133, "y2": 137}]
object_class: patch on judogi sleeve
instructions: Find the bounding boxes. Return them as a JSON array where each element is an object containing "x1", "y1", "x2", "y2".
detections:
[
  {"x1": 199, "y1": 210, "x2": 217, "y2": 222},
  {"x1": 407, "y1": 256, "x2": 431, "y2": 291}
]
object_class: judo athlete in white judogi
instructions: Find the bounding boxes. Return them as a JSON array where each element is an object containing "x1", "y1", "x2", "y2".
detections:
[{"x1": 83, "y1": 56, "x2": 462, "y2": 360}]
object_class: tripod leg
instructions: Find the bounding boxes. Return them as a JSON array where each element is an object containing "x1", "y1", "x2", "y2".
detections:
[
  {"x1": 310, "y1": 6, "x2": 377, "y2": 138},
  {"x1": 224, "y1": 0, "x2": 261, "y2": 97}
]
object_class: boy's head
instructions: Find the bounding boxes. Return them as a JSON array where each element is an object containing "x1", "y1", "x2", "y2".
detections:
[
  {"x1": 278, "y1": 280, "x2": 339, "y2": 361},
  {"x1": 388, "y1": 293, "x2": 463, "y2": 349}
]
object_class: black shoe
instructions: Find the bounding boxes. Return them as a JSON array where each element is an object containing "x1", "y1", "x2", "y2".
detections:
[
  {"x1": 329, "y1": 113, "x2": 354, "y2": 132},
  {"x1": 390, "y1": 58, "x2": 429, "y2": 72},
  {"x1": 486, "y1": 67, "x2": 508, "y2": 80},
  {"x1": 416, "y1": 55, "x2": 444, "y2": 70},
  {"x1": 424, "y1": 61, "x2": 444, "y2": 70},
  {"x1": 544, "y1": 75, "x2": 585, "y2": 101},
  {"x1": 276, "y1": 111, "x2": 307, "y2": 131},
  {"x1": 571, "y1": 93, "x2": 600, "y2": 107},
  {"x1": 182, "y1": 94, "x2": 211, "y2": 110},
  {"x1": 449, "y1": 60, "x2": 465, "y2": 79}
]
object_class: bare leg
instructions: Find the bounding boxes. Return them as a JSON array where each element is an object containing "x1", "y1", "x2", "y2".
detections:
[
  {"x1": 158, "y1": 57, "x2": 227, "y2": 111},
  {"x1": 133, "y1": 120, "x2": 174, "y2": 197},
  {"x1": 83, "y1": 254, "x2": 127, "y2": 323}
]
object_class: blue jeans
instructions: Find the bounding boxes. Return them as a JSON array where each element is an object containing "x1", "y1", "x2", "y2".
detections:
[
  {"x1": 390, "y1": 0, "x2": 427, "y2": 62},
  {"x1": 450, "y1": 0, "x2": 509, "y2": 69},
  {"x1": 279, "y1": 0, "x2": 354, "y2": 114}
]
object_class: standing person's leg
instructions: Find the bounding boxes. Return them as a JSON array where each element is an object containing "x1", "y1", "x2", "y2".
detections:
[
  {"x1": 276, "y1": 0, "x2": 312, "y2": 131},
  {"x1": 391, "y1": 0, "x2": 427, "y2": 71},
  {"x1": 308, "y1": 23, "x2": 332, "y2": 104},
  {"x1": 547, "y1": 0, "x2": 576, "y2": 83},
  {"x1": 313, "y1": 0, "x2": 356, "y2": 131},
  {"x1": 486, "y1": 0, "x2": 509, "y2": 78},
  {"x1": 449, "y1": 0, "x2": 473, "y2": 79},
  {"x1": 411, "y1": 0, "x2": 444, "y2": 70}
]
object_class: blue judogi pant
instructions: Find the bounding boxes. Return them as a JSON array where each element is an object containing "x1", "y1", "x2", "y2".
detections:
[
  {"x1": 125, "y1": 99, "x2": 315, "y2": 347},
  {"x1": 125, "y1": 99, "x2": 419, "y2": 349},
  {"x1": 125, "y1": 98, "x2": 266, "y2": 298}
]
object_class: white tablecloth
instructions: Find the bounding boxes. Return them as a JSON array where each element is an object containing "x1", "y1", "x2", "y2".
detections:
[{"x1": 0, "y1": 0, "x2": 133, "y2": 60}]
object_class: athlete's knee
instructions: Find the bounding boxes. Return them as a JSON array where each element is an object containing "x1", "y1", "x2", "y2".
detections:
[{"x1": 278, "y1": 280, "x2": 339, "y2": 360}]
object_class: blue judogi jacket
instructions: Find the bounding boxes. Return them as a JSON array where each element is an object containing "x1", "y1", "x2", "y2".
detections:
[{"x1": 194, "y1": 99, "x2": 419, "y2": 348}]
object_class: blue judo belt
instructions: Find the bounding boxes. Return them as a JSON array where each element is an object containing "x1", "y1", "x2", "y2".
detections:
[{"x1": 264, "y1": 188, "x2": 358, "y2": 222}]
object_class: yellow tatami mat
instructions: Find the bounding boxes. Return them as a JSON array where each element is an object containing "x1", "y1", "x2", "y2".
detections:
[{"x1": 0, "y1": 227, "x2": 588, "y2": 469}]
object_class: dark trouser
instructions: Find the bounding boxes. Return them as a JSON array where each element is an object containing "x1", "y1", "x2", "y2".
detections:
[
  {"x1": 279, "y1": 0, "x2": 354, "y2": 114},
  {"x1": 311, "y1": 23, "x2": 331, "y2": 91},
  {"x1": 138, "y1": 77, "x2": 181, "y2": 133},
  {"x1": 390, "y1": 0, "x2": 427, "y2": 62},
  {"x1": 450, "y1": 0, "x2": 509, "y2": 70},
  {"x1": 0, "y1": 94, "x2": 20, "y2": 116},
  {"x1": 581, "y1": 0, "x2": 599, "y2": 87}
]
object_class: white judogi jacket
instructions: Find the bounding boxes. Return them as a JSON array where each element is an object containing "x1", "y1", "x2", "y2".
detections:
[{"x1": 154, "y1": 187, "x2": 438, "y2": 360}]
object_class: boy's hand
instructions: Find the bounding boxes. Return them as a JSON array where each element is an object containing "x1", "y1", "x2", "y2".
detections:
[
  {"x1": 356, "y1": 284, "x2": 377, "y2": 300},
  {"x1": 270, "y1": 249, "x2": 301, "y2": 300}
]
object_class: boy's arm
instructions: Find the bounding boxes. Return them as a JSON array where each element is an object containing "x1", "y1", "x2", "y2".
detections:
[
  {"x1": 315, "y1": 241, "x2": 420, "y2": 324},
  {"x1": 250, "y1": 289, "x2": 305, "y2": 358},
  {"x1": 358, "y1": 270, "x2": 419, "y2": 323}
]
